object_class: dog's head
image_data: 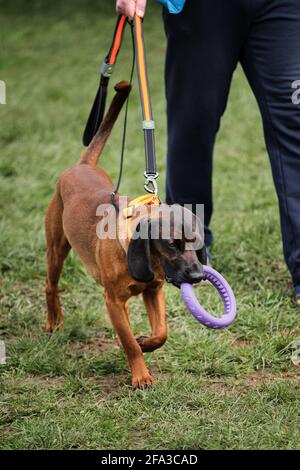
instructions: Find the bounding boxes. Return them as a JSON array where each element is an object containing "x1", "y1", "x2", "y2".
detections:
[{"x1": 127, "y1": 204, "x2": 206, "y2": 287}]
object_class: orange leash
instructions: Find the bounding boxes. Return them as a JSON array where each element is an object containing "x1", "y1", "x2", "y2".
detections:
[{"x1": 133, "y1": 16, "x2": 158, "y2": 195}]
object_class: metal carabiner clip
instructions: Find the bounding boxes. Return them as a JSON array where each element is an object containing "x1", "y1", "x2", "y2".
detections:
[{"x1": 144, "y1": 172, "x2": 159, "y2": 195}]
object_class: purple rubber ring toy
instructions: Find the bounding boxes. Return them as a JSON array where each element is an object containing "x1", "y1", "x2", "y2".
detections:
[{"x1": 180, "y1": 265, "x2": 237, "y2": 329}]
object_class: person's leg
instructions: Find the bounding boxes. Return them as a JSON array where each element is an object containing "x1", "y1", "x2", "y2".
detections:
[
  {"x1": 163, "y1": 0, "x2": 251, "y2": 246},
  {"x1": 240, "y1": 0, "x2": 300, "y2": 295}
]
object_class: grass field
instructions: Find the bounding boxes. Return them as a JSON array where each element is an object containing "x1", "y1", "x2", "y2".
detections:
[{"x1": 1, "y1": 0, "x2": 300, "y2": 450}]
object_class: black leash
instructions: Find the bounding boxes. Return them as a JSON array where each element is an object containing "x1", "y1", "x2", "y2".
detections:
[{"x1": 83, "y1": 15, "x2": 127, "y2": 147}]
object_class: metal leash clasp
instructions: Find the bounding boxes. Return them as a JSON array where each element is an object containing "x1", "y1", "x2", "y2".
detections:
[
  {"x1": 100, "y1": 60, "x2": 114, "y2": 78},
  {"x1": 144, "y1": 172, "x2": 159, "y2": 195}
]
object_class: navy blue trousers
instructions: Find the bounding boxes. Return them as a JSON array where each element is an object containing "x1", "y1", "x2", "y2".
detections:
[{"x1": 163, "y1": 0, "x2": 300, "y2": 289}]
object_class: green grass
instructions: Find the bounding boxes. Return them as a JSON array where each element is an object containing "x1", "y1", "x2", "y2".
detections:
[{"x1": 1, "y1": 0, "x2": 300, "y2": 450}]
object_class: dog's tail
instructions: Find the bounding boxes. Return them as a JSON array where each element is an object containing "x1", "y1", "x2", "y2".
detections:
[{"x1": 80, "y1": 81, "x2": 131, "y2": 166}]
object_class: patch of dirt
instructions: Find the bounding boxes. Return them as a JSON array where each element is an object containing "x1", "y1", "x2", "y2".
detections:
[
  {"x1": 245, "y1": 369, "x2": 300, "y2": 386},
  {"x1": 23, "y1": 375, "x2": 65, "y2": 387},
  {"x1": 230, "y1": 338, "x2": 252, "y2": 348},
  {"x1": 4, "y1": 375, "x2": 65, "y2": 391},
  {"x1": 85, "y1": 374, "x2": 129, "y2": 396},
  {"x1": 69, "y1": 337, "x2": 119, "y2": 354},
  {"x1": 277, "y1": 328, "x2": 300, "y2": 337},
  {"x1": 85, "y1": 369, "x2": 172, "y2": 396},
  {"x1": 205, "y1": 369, "x2": 300, "y2": 397},
  {"x1": 206, "y1": 379, "x2": 241, "y2": 396},
  {"x1": 151, "y1": 370, "x2": 172, "y2": 381},
  {"x1": 271, "y1": 261, "x2": 287, "y2": 273},
  {"x1": 0, "y1": 425, "x2": 13, "y2": 435}
]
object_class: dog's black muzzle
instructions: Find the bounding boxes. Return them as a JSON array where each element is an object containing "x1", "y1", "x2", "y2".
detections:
[
  {"x1": 165, "y1": 275, "x2": 181, "y2": 289},
  {"x1": 165, "y1": 273, "x2": 203, "y2": 289}
]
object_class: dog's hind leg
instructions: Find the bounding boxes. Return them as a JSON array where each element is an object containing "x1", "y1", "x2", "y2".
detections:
[
  {"x1": 44, "y1": 188, "x2": 71, "y2": 332},
  {"x1": 139, "y1": 287, "x2": 168, "y2": 353}
]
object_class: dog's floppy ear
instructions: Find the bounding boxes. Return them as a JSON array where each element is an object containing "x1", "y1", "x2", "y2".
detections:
[
  {"x1": 127, "y1": 219, "x2": 154, "y2": 283},
  {"x1": 196, "y1": 246, "x2": 207, "y2": 265}
]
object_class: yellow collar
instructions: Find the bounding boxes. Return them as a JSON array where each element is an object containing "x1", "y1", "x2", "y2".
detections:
[
  {"x1": 123, "y1": 194, "x2": 161, "y2": 219},
  {"x1": 122, "y1": 194, "x2": 160, "y2": 241}
]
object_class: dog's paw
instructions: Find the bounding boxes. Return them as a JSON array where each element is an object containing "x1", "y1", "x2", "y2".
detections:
[
  {"x1": 136, "y1": 335, "x2": 149, "y2": 346},
  {"x1": 44, "y1": 320, "x2": 64, "y2": 333},
  {"x1": 136, "y1": 335, "x2": 167, "y2": 353},
  {"x1": 131, "y1": 370, "x2": 155, "y2": 389}
]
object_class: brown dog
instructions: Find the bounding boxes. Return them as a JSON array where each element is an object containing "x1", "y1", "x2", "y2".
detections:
[{"x1": 45, "y1": 81, "x2": 206, "y2": 388}]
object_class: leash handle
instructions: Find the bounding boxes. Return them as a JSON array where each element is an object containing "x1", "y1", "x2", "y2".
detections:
[
  {"x1": 133, "y1": 16, "x2": 159, "y2": 194},
  {"x1": 83, "y1": 15, "x2": 127, "y2": 146},
  {"x1": 105, "y1": 15, "x2": 127, "y2": 72}
]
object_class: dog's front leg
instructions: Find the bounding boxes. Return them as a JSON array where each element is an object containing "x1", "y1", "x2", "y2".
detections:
[
  {"x1": 104, "y1": 291, "x2": 155, "y2": 388},
  {"x1": 138, "y1": 286, "x2": 168, "y2": 353}
]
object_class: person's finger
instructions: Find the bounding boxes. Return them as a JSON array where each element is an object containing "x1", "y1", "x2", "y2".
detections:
[
  {"x1": 116, "y1": 0, "x2": 135, "y2": 19},
  {"x1": 136, "y1": 0, "x2": 147, "y2": 18}
]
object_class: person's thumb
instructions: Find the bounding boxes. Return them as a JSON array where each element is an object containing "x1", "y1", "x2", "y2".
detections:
[{"x1": 136, "y1": 0, "x2": 147, "y2": 18}]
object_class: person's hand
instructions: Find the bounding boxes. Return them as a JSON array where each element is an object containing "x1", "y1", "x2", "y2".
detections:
[{"x1": 116, "y1": 0, "x2": 147, "y2": 20}]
